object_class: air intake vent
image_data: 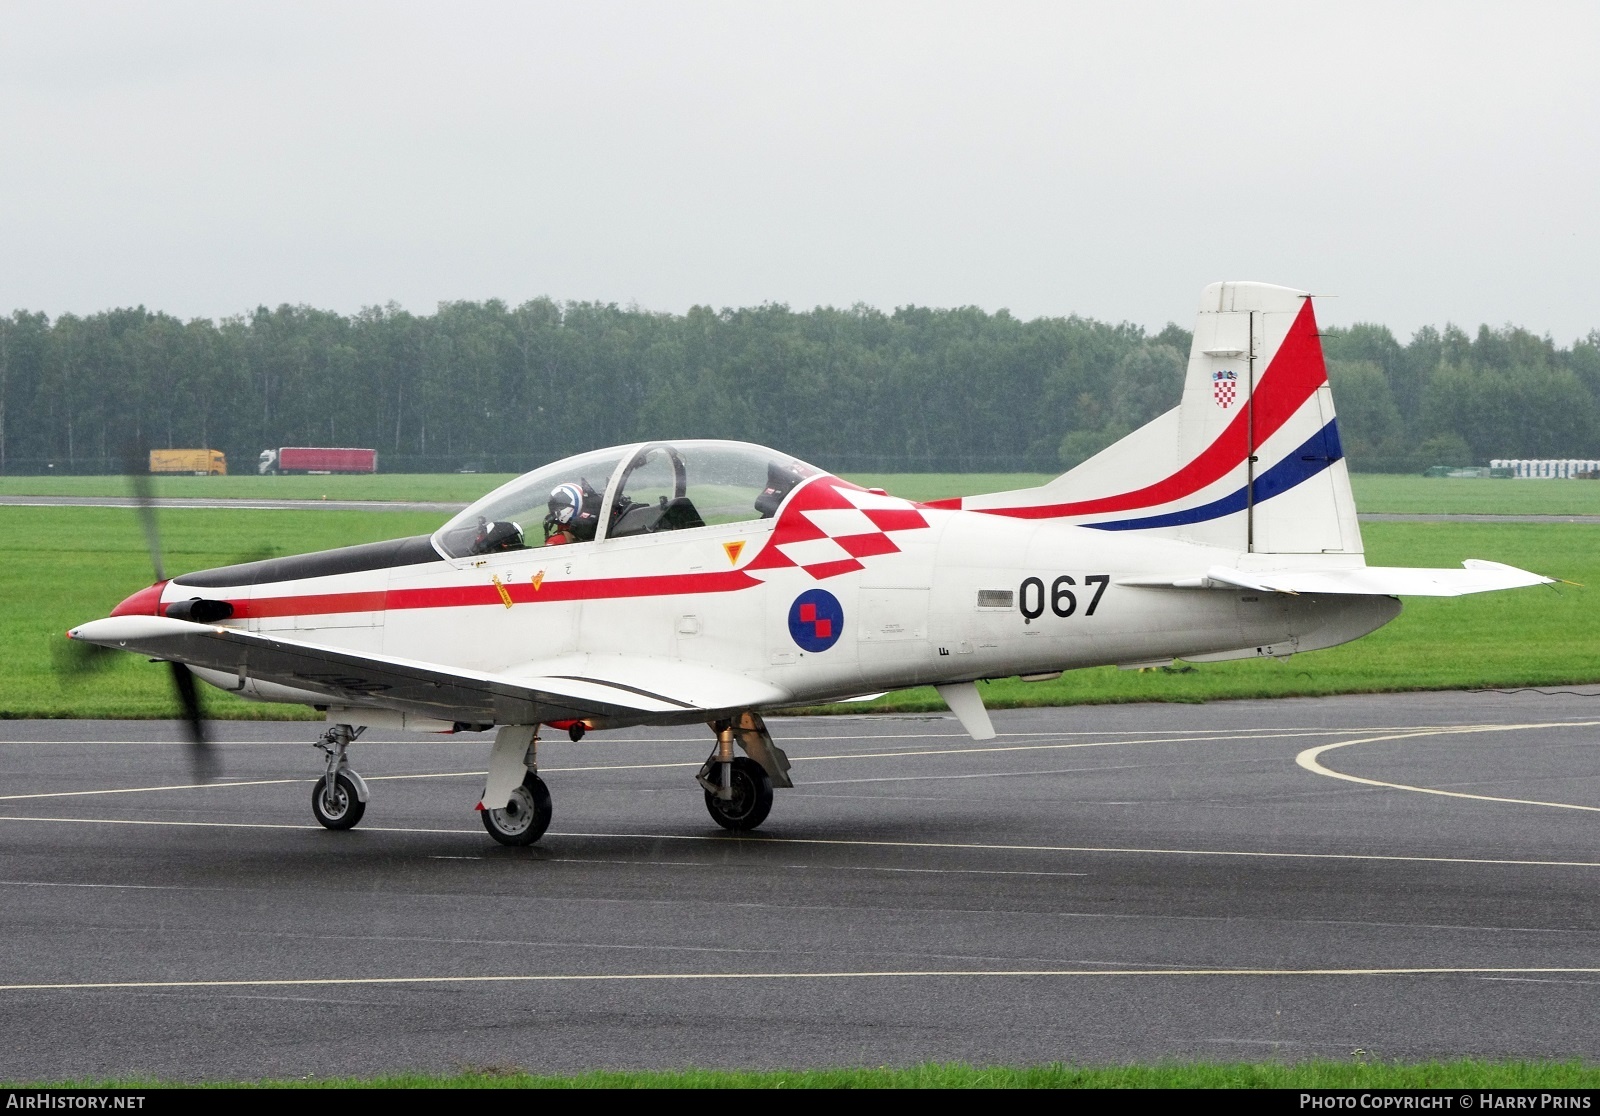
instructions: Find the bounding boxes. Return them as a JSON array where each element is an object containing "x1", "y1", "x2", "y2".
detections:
[
  {"x1": 977, "y1": 589, "x2": 1014, "y2": 609},
  {"x1": 165, "y1": 598, "x2": 235, "y2": 624}
]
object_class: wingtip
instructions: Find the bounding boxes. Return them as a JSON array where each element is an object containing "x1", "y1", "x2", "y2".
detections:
[{"x1": 1462, "y1": 558, "x2": 1558, "y2": 586}]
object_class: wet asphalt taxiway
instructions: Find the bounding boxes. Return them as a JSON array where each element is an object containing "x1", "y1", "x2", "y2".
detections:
[{"x1": 1, "y1": 690, "x2": 1597, "y2": 1081}]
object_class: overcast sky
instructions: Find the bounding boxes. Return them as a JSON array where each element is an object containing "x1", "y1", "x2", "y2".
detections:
[{"x1": 3, "y1": 1, "x2": 1597, "y2": 340}]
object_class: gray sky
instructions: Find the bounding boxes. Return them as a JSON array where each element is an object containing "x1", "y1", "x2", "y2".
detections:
[{"x1": 4, "y1": 1, "x2": 1597, "y2": 340}]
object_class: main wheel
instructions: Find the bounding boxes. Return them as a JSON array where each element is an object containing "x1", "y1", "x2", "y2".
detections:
[
  {"x1": 702, "y1": 757, "x2": 773, "y2": 831},
  {"x1": 311, "y1": 771, "x2": 365, "y2": 830},
  {"x1": 481, "y1": 772, "x2": 552, "y2": 846}
]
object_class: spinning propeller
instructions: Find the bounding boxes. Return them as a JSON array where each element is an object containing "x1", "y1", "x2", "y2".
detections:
[
  {"x1": 127, "y1": 454, "x2": 218, "y2": 781},
  {"x1": 57, "y1": 449, "x2": 218, "y2": 782}
]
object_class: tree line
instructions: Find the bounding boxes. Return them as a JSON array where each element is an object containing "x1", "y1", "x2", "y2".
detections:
[{"x1": 0, "y1": 299, "x2": 1595, "y2": 476}]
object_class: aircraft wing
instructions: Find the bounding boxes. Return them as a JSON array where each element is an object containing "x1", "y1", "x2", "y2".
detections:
[
  {"x1": 67, "y1": 616, "x2": 790, "y2": 727},
  {"x1": 1118, "y1": 560, "x2": 1553, "y2": 597}
]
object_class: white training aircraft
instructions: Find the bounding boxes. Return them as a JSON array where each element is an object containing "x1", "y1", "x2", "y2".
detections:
[{"x1": 69, "y1": 282, "x2": 1551, "y2": 844}]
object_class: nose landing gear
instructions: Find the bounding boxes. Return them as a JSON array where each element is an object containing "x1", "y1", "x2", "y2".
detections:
[{"x1": 311, "y1": 723, "x2": 369, "y2": 830}]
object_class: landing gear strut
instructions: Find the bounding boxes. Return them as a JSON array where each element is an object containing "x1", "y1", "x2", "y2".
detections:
[
  {"x1": 311, "y1": 723, "x2": 369, "y2": 830},
  {"x1": 480, "y1": 725, "x2": 553, "y2": 846},
  {"x1": 697, "y1": 714, "x2": 790, "y2": 831}
]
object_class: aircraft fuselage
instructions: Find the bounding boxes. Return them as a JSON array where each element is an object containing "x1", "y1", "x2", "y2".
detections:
[{"x1": 160, "y1": 483, "x2": 1398, "y2": 722}]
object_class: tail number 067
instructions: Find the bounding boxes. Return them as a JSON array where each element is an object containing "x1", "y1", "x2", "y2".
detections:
[{"x1": 1019, "y1": 574, "x2": 1109, "y2": 622}]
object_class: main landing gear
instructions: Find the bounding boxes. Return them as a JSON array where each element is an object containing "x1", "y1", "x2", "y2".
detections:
[
  {"x1": 478, "y1": 725, "x2": 553, "y2": 846},
  {"x1": 311, "y1": 723, "x2": 370, "y2": 830},
  {"x1": 481, "y1": 772, "x2": 552, "y2": 845},
  {"x1": 697, "y1": 713, "x2": 792, "y2": 831}
]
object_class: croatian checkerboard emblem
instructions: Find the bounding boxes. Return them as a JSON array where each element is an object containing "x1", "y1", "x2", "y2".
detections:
[
  {"x1": 744, "y1": 480, "x2": 930, "y2": 582},
  {"x1": 1212, "y1": 368, "x2": 1238, "y2": 409},
  {"x1": 788, "y1": 588, "x2": 844, "y2": 652}
]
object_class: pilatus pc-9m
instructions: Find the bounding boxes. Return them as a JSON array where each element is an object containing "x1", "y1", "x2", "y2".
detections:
[{"x1": 70, "y1": 283, "x2": 1550, "y2": 844}]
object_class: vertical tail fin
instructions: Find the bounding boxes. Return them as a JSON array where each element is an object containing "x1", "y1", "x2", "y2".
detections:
[{"x1": 951, "y1": 281, "x2": 1362, "y2": 557}]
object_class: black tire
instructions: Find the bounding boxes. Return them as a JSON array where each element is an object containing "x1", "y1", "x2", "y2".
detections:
[
  {"x1": 702, "y1": 757, "x2": 773, "y2": 831},
  {"x1": 311, "y1": 771, "x2": 365, "y2": 830},
  {"x1": 481, "y1": 772, "x2": 552, "y2": 846}
]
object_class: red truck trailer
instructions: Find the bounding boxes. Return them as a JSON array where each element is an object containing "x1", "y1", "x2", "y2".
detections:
[{"x1": 259, "y1": 447, "x2": 378, "y2": 474}]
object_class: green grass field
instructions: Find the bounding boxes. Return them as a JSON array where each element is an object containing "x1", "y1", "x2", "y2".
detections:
[
  {"x1": 19, "y1": 1059, "x2": 1600, "y2": 1089},
  {"x1": 9, "y1": 507, "x2": 444, "y2": 719},
  {"x1": 0, "y1": 472, "x2": 510, "y2": 502},
  {"x1": 3, "y1": 500, "x2": 1593, "y2": 720},
  {"x1": 845, "y1": 472, "x2": 1052, "y2": 502},
  {"x1": 7, "y1": 470, "x2": 1600, "y2": 514},
  {"x1": 1350, "y1": 474, "x2": 1600, "y2": 515}
]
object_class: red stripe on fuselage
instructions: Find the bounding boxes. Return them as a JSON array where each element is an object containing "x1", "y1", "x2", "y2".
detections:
[
  {"x1": 391, "y1": 569, "x2": 762, "y2": 608},
  {"x1": 193, "y1": 470, "x2": 889, "y2": 621},
  {"x1": 235, "y1": 590, "x2": 389, "y2": 618},
  {"x1": 951, "y1": 300, "x2": 1325, "y2": 520},
  {"x1": 218, "y1": 568, "x2": 762, "y2": 620}
]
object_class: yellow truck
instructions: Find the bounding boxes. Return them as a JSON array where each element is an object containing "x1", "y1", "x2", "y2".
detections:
[{"x1": 148, "y1": 449, "x2": 227, "y2": 475}]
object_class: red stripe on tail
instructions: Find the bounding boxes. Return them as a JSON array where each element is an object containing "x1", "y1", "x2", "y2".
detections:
[{"x1": 969, "y1": 299, "x2": 1325, "y2": 520}]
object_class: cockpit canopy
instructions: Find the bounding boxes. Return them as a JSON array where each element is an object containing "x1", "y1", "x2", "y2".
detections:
[{"x1": 434, "y1": 440, "x2": 820, "y2": 559}]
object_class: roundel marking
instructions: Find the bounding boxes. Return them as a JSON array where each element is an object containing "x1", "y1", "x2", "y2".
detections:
[{"x1": 788, "y1": 588, "x2": 844, "y2": 653}]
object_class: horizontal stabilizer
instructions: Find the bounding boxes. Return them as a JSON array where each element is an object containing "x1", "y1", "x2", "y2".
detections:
[
  {"x1": 67, "y1": 615, "x2": 789, "y2": 726},
  {"x1": 1119, "y1": 560, "x2": 1552, "y2": 597}
]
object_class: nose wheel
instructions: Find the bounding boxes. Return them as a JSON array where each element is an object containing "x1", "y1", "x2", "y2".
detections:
[
  {"x1": 312, "y1": 770, "x2": 365, "y2": 830},
  {"x1": 310, "y1": 723, "x2": 369, "y2": 831}
]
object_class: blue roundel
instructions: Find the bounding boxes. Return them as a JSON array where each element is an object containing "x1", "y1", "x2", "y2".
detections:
[{"x1": 788, "y1": 588, "x2": 844, "y2": 653}]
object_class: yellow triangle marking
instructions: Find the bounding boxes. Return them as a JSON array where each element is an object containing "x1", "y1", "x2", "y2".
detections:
[
  {"x1": 531, "y1": 570, "x2": 545, "y2": 591},
  {"x1": 723, "y1": 540, "x2": 746, "y2": 566}
]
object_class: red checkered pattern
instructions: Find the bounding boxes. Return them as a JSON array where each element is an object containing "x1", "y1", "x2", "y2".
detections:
[
  {"x1": 745, "y1": 478, "x2": 931, "y2": 580},
  {"x1": 1213, "y1": 380, "x2": 1237, "y2": 408}
]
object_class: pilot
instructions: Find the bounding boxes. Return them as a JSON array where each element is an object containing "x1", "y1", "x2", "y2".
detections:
[
  {"x1": 471, "y1": 518, "x2": 525, "y2": 554},
  {"x1": 544, "y1": 481, "x2": 600, "y2": 545},
  {"x1": 755, "y1": 460, "x2": 810, "y2": 518}
]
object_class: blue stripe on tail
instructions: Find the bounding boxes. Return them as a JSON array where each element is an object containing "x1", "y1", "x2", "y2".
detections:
[{"x1": 1083, "y1": 419, "x2": 1342, "y2": 532}]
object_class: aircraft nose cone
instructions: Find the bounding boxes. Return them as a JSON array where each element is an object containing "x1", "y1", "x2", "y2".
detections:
[{"x1": 111, "y1": 581, "x2": 169, "y2": 617}]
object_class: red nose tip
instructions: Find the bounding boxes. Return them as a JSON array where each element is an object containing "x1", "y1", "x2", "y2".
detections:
[{"x1": 111, "y1": 581, "x2": 170, "y2": 617}]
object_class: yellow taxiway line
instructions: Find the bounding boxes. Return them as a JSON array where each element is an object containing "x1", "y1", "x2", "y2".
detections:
[{"x1": 3, "y1": 966, "x2": 1600, "y2": 994}]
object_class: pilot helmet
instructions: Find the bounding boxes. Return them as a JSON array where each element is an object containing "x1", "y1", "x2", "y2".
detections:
[
  {"x1": 545, "y1": 481, "x2": 599, "y2": 540},
  {"x1": 548, "y1": 483, "x2": 584, "y2": 525}
]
